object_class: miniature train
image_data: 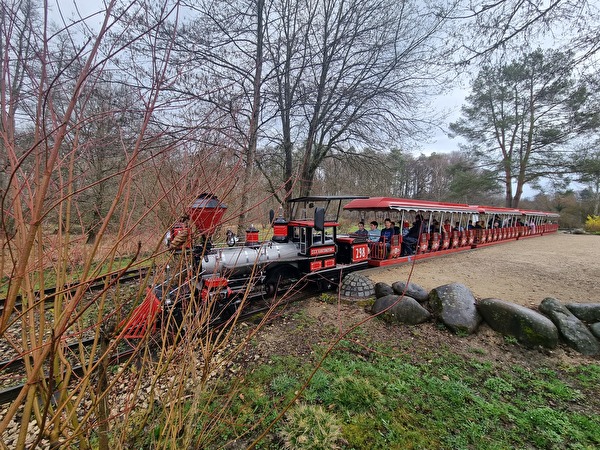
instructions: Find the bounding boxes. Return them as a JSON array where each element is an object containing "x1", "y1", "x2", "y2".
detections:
[{"x1": 119, "y1": 194, "x2": 559, "y2": 338}]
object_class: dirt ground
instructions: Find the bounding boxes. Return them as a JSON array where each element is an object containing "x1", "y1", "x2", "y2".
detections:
[
  {"x1": 251, "y1": 233, "x2": 599, "y2": 371},
  {"x1": 362, "y1": 232, "x2": 599, "y2": 308}
]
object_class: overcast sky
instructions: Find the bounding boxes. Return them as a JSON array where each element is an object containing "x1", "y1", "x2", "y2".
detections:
[{"x1": 421, "y1": 87, "x2": 467, "y2": 156}]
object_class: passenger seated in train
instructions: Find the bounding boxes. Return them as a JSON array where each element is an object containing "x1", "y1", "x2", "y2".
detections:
[
  {"x1": 380, "y1": 218, "x2": 394, "y2": 241},
  {"x1": 443, "y1": 219, "x2": 451, "y2": 234},
  {"x1": 352, "y1": 221, "x2": 369, "y2": 238},
  {"x1": 488, "y1": 215, "x2": 502, "y2": 228},
  {"x1": 392, "y1": 221, "x2": 401, "y2": 235},
  {"x1": 380, "y1": 218, "x2": 395, "y2": 254},
  {"x1": 453, "y1": 221, "x2": 464, "y2": 232},
  {"x1": 368, "y1": 221, "x2": 380, "y2": 242},
  {"x1": 402, "y1": 220, "x2": 410, "y2": 236},
  {"x1": 401, "y1": 214, "x2": 423, "y2": 256}
]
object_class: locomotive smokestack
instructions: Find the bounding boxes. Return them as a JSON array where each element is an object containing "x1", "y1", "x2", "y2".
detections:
[{"x1": 187, "y1": 193, "x2": 227, "y2": 236}]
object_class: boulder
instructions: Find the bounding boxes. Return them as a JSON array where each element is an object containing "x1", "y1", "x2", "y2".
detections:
[
  {"x1": 391, "y1": 281, "x2": 429, "y2": 302},
  {"x1": 374, "y1": 282, "x2": 394, "y2": 299},
  {"x1": 590, "y1": 323, "x2": 600, "y2": 339},
  {"x1": 565, "y1": 303, "x2": 600, "y2": 323},
  {"x1": 539, "y1": 297, "x2": 600, "y2": 356},
  {"x1": 372, "y1": 294, "x2": 431, "y2": 325},
  {"x1": 340, "y1": 273, "x2": 375, "y2": 298},
  {"x1": 478, "y1": 298, "x2": 558, "y2": 348},
  {"x1": 429, "y1": 283, "x2": 482, "y2": 334}
]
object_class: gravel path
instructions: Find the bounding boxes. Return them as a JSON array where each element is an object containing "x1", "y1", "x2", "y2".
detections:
[{"x1": 363, "y1": 233, "x2": 599, "y2": 308}]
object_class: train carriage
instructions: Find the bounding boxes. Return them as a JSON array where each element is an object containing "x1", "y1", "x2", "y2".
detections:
[
  {"x1": 342, "y1": 197, "x2": 560, "y2": 267},
  {"x1": 342, "y1": 197, "x2": 483, "y2": 267},
  {"x1": 519, "y1": 209, "x2": 560, "y2": 236},
  {"x1": 468, "y1": 205, "x2": 523, "y2": 247}
]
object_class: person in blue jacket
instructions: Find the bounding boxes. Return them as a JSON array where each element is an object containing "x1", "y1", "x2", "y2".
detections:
[{"x1": 368, "y1": 221, "x2": 380, "y2": 242}]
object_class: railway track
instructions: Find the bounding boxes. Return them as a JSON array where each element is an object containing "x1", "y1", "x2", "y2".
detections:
[
  {"x1": 0, "y1": 343, "x2": 137, "y2": 406},
  {"x1": 0, "y1": 267, "x2": 151, "y2": 314},
  {"x1": 0, "y1": 278, "x2": 322, "y2": 406},
  {"x1": 0, "y1": 266, "x2": 153, "y2": 404}
]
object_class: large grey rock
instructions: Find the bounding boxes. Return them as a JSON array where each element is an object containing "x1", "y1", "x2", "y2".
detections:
[
  {"x1": 340, "y1": 273, "x2": 375, "y2": 298},
  {"x1": 539, "y1": 297, "x2": 600, "y2": 356},
  {"x1": 429, "y1": 283, "x2": 482, "y2": 334},
  {"x1": 391, "y1": 281, "x2": 429, "y2": 302},
  {"x1": 590, "y1": 323, "x2": 600, "y2": 339},
  {"x1": 478, "y1": 298, "x2": 558, "y2": 348},
  {"x1": 374, "y1": 282, "x2": 394, "y2": 299},
  {"x1": 565, "y1": 303, "x2": 600, "y2": 323},
  {"x1": 372, "y1": 294, "x2": 431, "y2": 325}
]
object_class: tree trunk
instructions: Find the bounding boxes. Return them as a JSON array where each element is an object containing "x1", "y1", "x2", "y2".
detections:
[
  {"x1": 504, "y1": 169, "x2": 513, "y2": 208},
  {"x1": 593, "y1": 180, "x2": 599, "y2": 216},
  {"x1": 237, "y1": 0, "x2": 264, "y2": 232}
]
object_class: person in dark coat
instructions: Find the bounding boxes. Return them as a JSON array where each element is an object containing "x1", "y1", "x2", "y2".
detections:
[{"x1": 401, "y1": 214, "x2": 422, "y2": 256}]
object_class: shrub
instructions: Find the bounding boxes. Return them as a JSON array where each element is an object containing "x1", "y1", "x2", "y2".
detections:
[
  {"x1": 332, "y1": 375, "x2": 383, "y2": 413},
  {"x1": 278, "y1": 404, "x2": 343, "y2": 449},
  {"x1": 584, "y1": 215, "x2": 600, "y2": 233}
]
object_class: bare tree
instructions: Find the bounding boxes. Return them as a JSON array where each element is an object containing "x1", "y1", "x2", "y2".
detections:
[
  {"x1": 0, "y1": 0, "x2": 38, "y2": 238},
  {"x1": 452, "y1": 0, "x2": 600, "y2": 63},
  {"x1": 262, "y1": 0, "x2": 456, "y2": 199},
  {"x1": 240, "y1": 0, "x2": 265, "y2": 232}
]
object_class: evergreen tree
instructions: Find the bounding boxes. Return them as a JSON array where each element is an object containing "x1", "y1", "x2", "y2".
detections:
[{"x1": 450, "y1": 49, "x2": 596, "y2": 207}]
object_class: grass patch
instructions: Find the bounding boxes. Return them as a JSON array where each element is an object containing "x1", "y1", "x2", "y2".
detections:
[
  {"x1": 278, "y1": 404, "x2": 343, "y2": 449},
  {"x1": 123, "y1": 322, "x2": 600, "y2": 449},
  {"x1": 215, "y1": 350, "x2": 597, "y2": 448}
]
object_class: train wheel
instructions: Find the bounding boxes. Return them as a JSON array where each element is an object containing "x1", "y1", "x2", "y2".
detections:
[{"x1": 264, "y1": 266, "x2": 299, "y2": 299}]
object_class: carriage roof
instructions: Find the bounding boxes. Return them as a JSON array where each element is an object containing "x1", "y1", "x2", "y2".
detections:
[
  {"x1": 470, "y1": 205, "x2": 522, "y2": 215},
  {"x1": 343, "y1": 197, "x2": 478, "y2": 214},
  {"x1": 518, "y1": 209, "x2": 560, "y2": 218}
]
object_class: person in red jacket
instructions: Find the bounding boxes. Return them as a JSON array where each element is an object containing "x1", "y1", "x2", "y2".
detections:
[{"x1": 443, "y1": 219, "x2": 452, "y2": 234}]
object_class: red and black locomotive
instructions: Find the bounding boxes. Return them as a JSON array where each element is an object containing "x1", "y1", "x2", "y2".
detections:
[{"x1": 120, "y1": 195, "x2": 371, "y2": 338}]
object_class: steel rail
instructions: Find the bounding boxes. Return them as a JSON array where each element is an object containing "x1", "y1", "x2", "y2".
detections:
[
  {"x1": 0, "y1": 267, "x2": 150, "y2": 314},
  {"x1": 0, "y1": 283, "x2": 323, "y2": 406}
]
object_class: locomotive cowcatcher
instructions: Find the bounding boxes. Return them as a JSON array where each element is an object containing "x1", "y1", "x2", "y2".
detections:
[{"x1": 119, "y1": 195, "x2": 370, "y2": 339}]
